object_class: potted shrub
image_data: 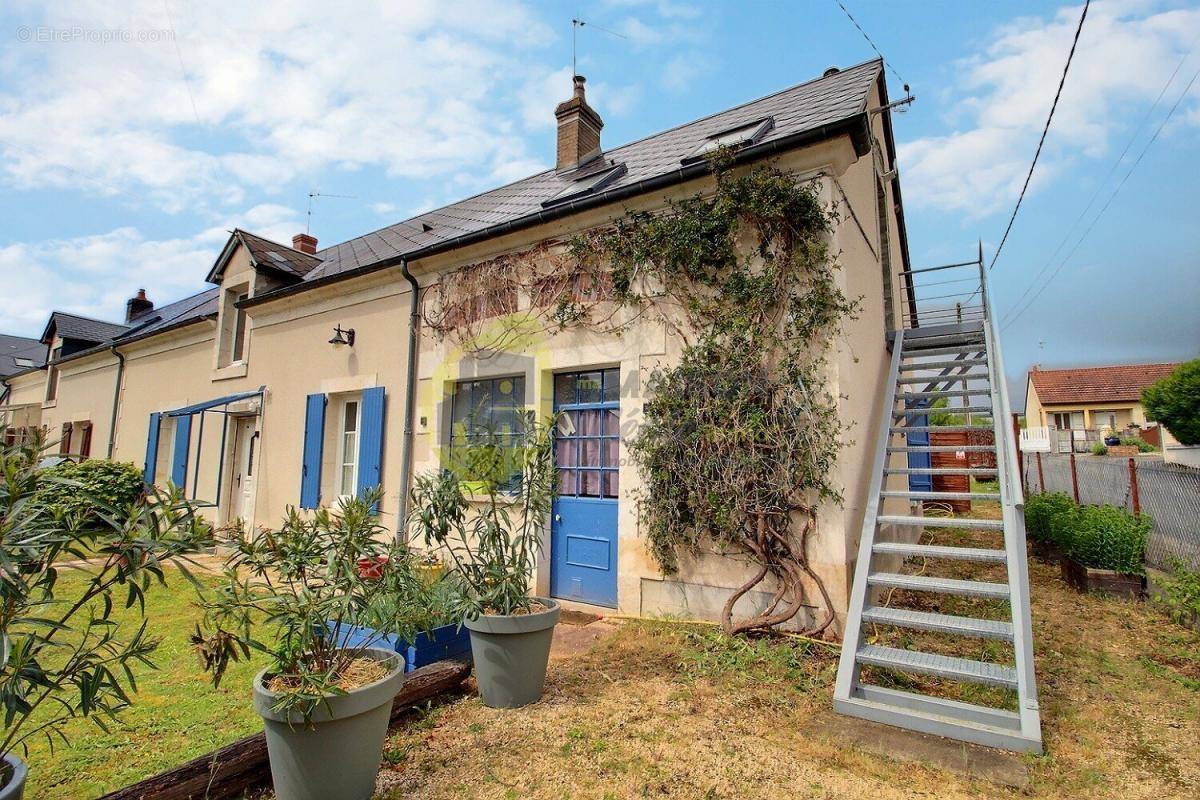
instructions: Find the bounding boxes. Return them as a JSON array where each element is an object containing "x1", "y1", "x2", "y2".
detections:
[
  {"x1": 1059, "y1": 504, "x2": 1150, "y2": 598},
  {"x1": 192, "y1": 489, "x2": 428, "y2": 800},
  {"x1": 0, "y1": 433, "x2": 212, "y2": 800},
  {"x1": 408, "y1": 412, "x2": 559, "y2": 708},
  {"x1": 1103, "y1": 429, "x2": 1121, "y2": 447}
]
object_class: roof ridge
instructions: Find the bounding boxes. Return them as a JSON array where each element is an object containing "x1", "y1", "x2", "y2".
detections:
[
  {"x1": 315, "y1": 58, "x2": 884, "y2": 259},
  {"x1": 234, "y1": 229, "x2": 321, "y2": 260}
]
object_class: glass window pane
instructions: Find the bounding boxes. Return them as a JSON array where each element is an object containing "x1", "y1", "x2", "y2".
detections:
[
  {"x1": 582, "y1": 438, "x2": 600, "y2": 468},
  {"x1": 555, "y1": 373, "x2": 576, "y2": 406},
  {"x1": 470, "y1": 381, "x2": 493, "y2": 424},
  {"x1": 556, "y1": 439, "x2": 577, "y2": 467},
  {"x1": 557, "y1": 412, "x2": 578, "y2": 438},
  {"x1": 343, "y1": 401, "x2": 358, "y2": 432},
  {"x1": 577, "y1": 371, "x2": 602, "y2": 404},
  {"x1": 602, "y1": 368, "x2": 620, "y2": 402},
  {"x1": 582, "y1": 470, "x2": 601, "y2": 497},
  {"x1": 602, "y1": 437, "x2": 618, "y2": 467},
  {"x1": 603, "y1": 409, "x2": 620, "y2": 436},
  {"x1": 341, "y1": 464, "x2": 355, "y2": 496},
  {"x1": 604, "y1": 471, "x2": 619, "y2": 498},
  {"x1": 579, "y1": 409, "x2": 602, "y2": 436},
  {"x1": 558, "y1": 469, "x2": 578, "y2": 496}
]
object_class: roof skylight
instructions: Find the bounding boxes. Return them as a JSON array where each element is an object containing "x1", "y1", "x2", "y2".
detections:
[
  {"x1": 542, "y1": 163, "x2": 627, "y2": 208},
  {"x1": 13, "y1": 357, "x2": 33, "y2": 368},
  {"x1": 682, "y1": 118, "x2": 774, "y2": 164}
]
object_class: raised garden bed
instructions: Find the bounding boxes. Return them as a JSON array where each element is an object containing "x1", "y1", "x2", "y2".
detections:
[{"x1": 1060, "y1": 556, "x2": 1145, "y2": 599}]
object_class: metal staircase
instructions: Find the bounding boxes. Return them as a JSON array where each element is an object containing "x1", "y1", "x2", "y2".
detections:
[{"x1": 833, "y1": 251, "x2": 1042, "y2": 753}]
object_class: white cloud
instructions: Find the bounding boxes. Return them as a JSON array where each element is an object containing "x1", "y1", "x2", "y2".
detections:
[
  {"x1": 370, "y1": 202, "x2": 397, "y2": 216},
  {"x1": 661, "y1": 52, "x2": 710, "y2": 92},
  {"x1": 0, "y1": 0, "x2": 559, "y2": 214},
  {"x1": 898, "y1": 1, "x2": 1200, "y2": 216},
  {"x1": 0, "y1": 203, "x2": 304, "y2": 332}
]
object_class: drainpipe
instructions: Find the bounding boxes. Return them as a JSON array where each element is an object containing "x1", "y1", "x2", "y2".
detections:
[
  {"x1": 106, "y1": 344, "x2": 126, "y2": 459},
  {"x1": 397, "y1": 259, "x2": 420, "y2": 539}
]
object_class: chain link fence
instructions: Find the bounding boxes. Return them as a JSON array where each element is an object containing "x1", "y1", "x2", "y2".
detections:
[{"x1": 1022, "y1": 453, "x2": 1200, "y2": 571}]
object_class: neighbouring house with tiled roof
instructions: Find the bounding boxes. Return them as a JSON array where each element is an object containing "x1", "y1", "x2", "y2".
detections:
[
  {"x1": 0, "y1": 60, "x2": 914, "y2": 627},
  {"x1": 1024, "y1": 362, "x2": 1183, "y2": 454}
]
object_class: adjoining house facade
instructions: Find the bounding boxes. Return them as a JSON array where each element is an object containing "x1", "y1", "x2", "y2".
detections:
[
  {"x1": 1023, "y1": 362, "x2": 1182, "y2": 454},
  {"x1": 0, "y1": 60, "x2": 913, "y2": 629}
]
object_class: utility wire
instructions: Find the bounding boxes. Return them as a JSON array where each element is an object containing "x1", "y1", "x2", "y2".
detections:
[
  {"x1": 1000, "y1": 30, "x2": 1199, "y2": 325},
  {"x1": 1002, "y1": 62, "x2": 1200, "y2": 330},
  {"x1": 833, "y1": 0, "x2": 906, "y2": 86},
  {"x1": 988, "y1": 0, "x2": 1090, "y2": 272}
]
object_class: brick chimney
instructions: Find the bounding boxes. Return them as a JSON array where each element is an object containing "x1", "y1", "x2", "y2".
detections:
[
  {"x1": 125, "y1": 288, "x2": 153, "y2": 323},
  {"x1": 293, "y1": 233, "x2": 318, "y2": 254},
  {"x1": 555, "y1": 75, "x2": 603, "y2": 172}
]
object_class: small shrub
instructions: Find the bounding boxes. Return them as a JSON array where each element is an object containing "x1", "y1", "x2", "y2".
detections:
[
  {"x1": 1119, "y1": 436, "x2": 1157, "y2": 453},
  {"x1": 34, "y1": 459, "x2": 144, "y2": 526},
  {"x1": 1024, "y1": 492, "x2": 1074, "y2": 547},
  {"x1": 1157, "y1": 559, "x2": 1200, "y2": 628},
  {"x1": 1090, "y1": 442, "x2": 1108, "y2": 456},
  {"x1": 1064, "y1": 504, "x2": 1149, "y2": 575}
]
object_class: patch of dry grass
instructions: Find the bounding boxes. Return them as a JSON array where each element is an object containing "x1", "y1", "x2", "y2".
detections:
[{"x1": 373, "y1": 502, "x2": 1199, "y2": 799}]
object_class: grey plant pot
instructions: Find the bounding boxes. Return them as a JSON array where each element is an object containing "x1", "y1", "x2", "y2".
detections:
[
  {"x1": 252, "y1": 648, "x2": 404, "y2": 800},
  {"x1": 464, "y1": 598, "x2": 560, "y2": 708},
  {"x1": 0, "y1": 753, "x2": 26, "y2": 800}
]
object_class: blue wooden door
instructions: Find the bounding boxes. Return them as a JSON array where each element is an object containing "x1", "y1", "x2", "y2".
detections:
[{"x1": 550, "y1": 369, "x2": 619, "y2": 608}]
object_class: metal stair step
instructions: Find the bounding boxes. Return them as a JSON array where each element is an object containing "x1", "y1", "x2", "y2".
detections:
[
  {"x1": 881, "y1": 490, "x2": 1001, "y2": 501},
  {"x1": 877, "y1": 514, "x2": 1005, "y2": 531},
  {"x1": 891, "y1": 425, "x2": 988, "y2": 434},
  {"x1": 894, "y1": 405, "x2": 992, "y2": 416},
  {"x1": 900, "y1": 358, "x2": 988, "y2": 371},
  {"x1": 884, "y1": 467, "x2": 996, "y2": 476},
  {"x1": 888, "y1": 445, "x2": 995, "y2": 453},
  {"x1": 902, "y1": 335, "x2": 986, "y2": 350},
  {"x1": 855, "y1": 645, "x2": 1017, "y2": 689},
  {"x1": 873, "y1": 541, "x2": 1007, "y2": 562},
  {"x1": 867, "y1": 572, "x2": 1010, "y2": 599},
  {"x1": 861, "y1": 606, "x2": 1014, "y2": 640},
  {"x1": 901, "y1": 389, "x2": 992, "y2": 400},
  {"x1": 900, "y1": 345, "x2": 988, "y2": 358},
  {"x1": 897, "y1": 374, "x2": 982, "y2": 385}
]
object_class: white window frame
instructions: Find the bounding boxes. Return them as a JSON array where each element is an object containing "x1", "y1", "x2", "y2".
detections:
[
  {"x1": 336, "y1": 395, "x2": 362, "y2": 501},
  {"x1": 231, "y1": 292, "x2": 249, "y2": 363}
]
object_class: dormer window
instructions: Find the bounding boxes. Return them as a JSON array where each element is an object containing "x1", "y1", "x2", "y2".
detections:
[
  {"x1": 682, "y1": 118, "x2": 774, "y2": 164},
  {"x1": 217, "y1": 286, "x2": 251, "y2": 369}
]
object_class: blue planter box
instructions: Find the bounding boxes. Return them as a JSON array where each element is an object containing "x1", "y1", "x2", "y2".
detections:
[{"x1": 327, "y1": 621, "x2": 471, "y2": 673}]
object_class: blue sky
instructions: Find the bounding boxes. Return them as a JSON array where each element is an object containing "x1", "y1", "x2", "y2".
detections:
[{"x1": 0, "y1": 0, "x2": 1197, "y2": 400}]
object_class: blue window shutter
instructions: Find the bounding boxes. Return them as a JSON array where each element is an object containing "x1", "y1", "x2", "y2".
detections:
[
  {"x1": 300, "y1": 393, "x2": 327, "y2": 509},
  {"x1": 144, "y1": 412, "x2": 161, "y2": 484},
  {"x1": 357, "y1": 387, "x2": 386, "y2": 510},
  {"x1": 170, "y1": 415, "x2": 192, "y2": 490}
]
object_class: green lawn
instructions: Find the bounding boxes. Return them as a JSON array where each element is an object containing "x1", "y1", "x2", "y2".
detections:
[{"x1": 19, "y1": 565, "x2": 266, "y2": 800}]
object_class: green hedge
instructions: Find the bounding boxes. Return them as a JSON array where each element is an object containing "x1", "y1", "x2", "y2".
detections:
[
  {"x1": 1024, "y1": 493, "x2": 1149, "y2": 575},
  {"x1": 34, "y1": 459, "x2": 145, "y2": 526}
]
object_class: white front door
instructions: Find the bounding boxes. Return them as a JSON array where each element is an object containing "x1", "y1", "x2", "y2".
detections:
[{"x1": 230, "y1": 417, "x2": 258, "y2": 524}]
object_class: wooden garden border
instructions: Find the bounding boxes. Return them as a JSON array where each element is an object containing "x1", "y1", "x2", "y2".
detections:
[{"x1": 98, "y1": 659, "x2": 472, "y2": 800}]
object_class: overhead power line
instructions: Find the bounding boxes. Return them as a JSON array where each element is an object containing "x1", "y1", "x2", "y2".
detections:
[
  {"x1": 833, "y1": 0, "x2": 907, "y2": 87},
  {"x1": 1001, "y1": 62, "x2": 1200, "y2": 330},
  {"x1": 1000, "y1": 30, "x2": 1199, "y2": 326},
  {"x1": 988, "y1": 0, "x2": 1090, "y2": 272}
]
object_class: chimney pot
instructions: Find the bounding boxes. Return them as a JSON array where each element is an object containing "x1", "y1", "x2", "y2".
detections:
[
  {"x1": 293, "y1": 233, "x2": 318, "y2": 255},
  {"x1": 125, "y1": 288, "x2": 154, "y2": 323},
  {"x1": 555, "y1": 73, "x2": 604, "y2": 172}
]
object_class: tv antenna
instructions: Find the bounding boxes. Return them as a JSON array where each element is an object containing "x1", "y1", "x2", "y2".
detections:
[
  {"x1": 306, "y1": 191, "x2": 357, "y2": 235},
  {"x1": 572, "y1": 18, "x2": 626, "y2": 76}
]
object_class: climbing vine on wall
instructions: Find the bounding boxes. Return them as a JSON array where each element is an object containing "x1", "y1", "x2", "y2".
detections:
[
  {"x1": 423, "y1": 154, "x2": 858, "y2": 635},
  {"x1": 572, "y1": 155, "x2": 859, "y2": 636}
]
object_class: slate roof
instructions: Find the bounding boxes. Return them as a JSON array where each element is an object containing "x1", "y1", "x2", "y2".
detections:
[
  {"x1": 1029, "y1": 363, "x2": 1181, "y2": 405},
  {"x1": 0, "y1": 334, "x2": 47, "y2": 379},
  {"x1": 42, "y1": 312, "x2": 130, "y2": 345},
  {"x1": 302, "y1": 59, "x2": 884, "y2": 283},
  {"x1": 237, "y1": 231, "x2": 322, "y2": 279},
  {"x1": 114, "y1": 288, "x2": 219, "y2": 343}
]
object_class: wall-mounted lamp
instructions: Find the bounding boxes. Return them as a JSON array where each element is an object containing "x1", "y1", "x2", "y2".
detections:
[{"x1": 328, "y1": 325, "x2": 356, "y2": 347}]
